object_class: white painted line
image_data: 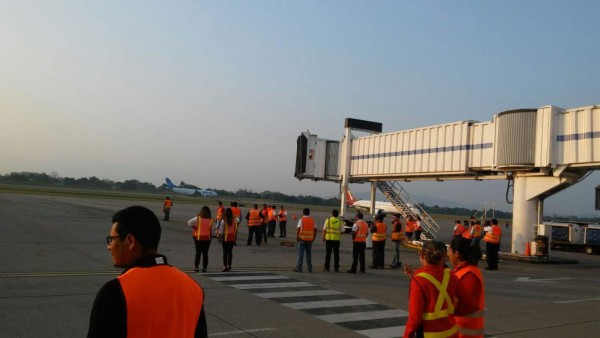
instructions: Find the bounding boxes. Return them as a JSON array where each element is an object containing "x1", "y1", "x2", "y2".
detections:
[
  {"x1": 554, "y1": 297, "x2": 600, "y2": 304},
  {"x1": 515, "y1": 277, "x2": 572, "y2": 283},
  {"x1": 211, "y1": 327, "x2": 275, "y2": 336},
  {"x1": 256, "y1": 289, "x2": 342, "y2": 298},
  {"x1": 211, "y1": 275, "x2": 290, "y2": 281},
  {"x1": 316, "y1": 309, "x2": 409, "y2": 323},
  {"x1": 355, "y1": 325, "x2": 406, "y2": 338},
  {"x1": 233, "y1": 282, "x2": 313, "y2": 289},
  {"x1": 283, "y1": 298, "x2": 375, "y2": 310}
]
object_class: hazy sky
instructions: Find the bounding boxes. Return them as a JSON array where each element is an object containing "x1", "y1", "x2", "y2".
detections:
[{"x1": 1, "y1": 1, "x2": 599, "y2": 216}]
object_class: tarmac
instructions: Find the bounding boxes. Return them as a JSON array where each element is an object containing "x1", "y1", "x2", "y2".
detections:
[{"x1": 1, "y1": 192, "x2": 599, "y2": 337}]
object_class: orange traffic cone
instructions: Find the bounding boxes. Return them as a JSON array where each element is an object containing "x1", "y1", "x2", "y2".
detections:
[
  {"x1": 292, "y1": 212, "x2": 297, "y2": 220},
  {"x1": 525, "y1": 242, "x2": 531, "y2": 256}
]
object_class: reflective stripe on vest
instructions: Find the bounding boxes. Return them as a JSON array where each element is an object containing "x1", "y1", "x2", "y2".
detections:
[
  {"x1": 372, "y1": 222, "x2": 386, "y2": 241},
  {"x1": 483, "y1": 225, "x2": 501, "y2": 244},
  {"x1": 454, "y1": 265, "x2": 485, "y2": 337},
  {"x1": 248, "y1": 210, "x2": 262, "y2": 226},
  {"x1": 223, "y1": 220, "x2": 238, "y2": 242},
  {"x1": 392, "y1": 231, "x2": 405, "y2": 241},
  {"x1": 354, "y1": 221, "x2": 368, "y2": 242},
  {"x1": 299, "y1": 217, "x2": 315, "y2": 241},
  {"x1": 118, "y1": 265, "x2": 203, "y2": 338},
  {"x1": 195, "y1": 217, "x2": 213, "y2": 241},
  {"x1": 416, "y1": 268, "x2": 458, "y2": 338},
  {"x1": 325, "y1": 217, "x2": 342, "y2": 241}
]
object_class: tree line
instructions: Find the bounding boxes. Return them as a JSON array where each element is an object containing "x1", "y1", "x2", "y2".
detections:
[{"x1": 1, "y1": 171, "x2": 595, "y2": 222}]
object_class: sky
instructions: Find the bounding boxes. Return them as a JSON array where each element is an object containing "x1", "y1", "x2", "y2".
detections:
[{"x1": 1, "y1": 1, "x2": 599, "y2": 217}]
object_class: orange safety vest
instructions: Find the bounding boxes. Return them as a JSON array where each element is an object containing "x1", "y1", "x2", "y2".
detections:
[
  {"x1": 216, "y1": 206, "x2": 225, "y2": 221},
  {"x1": 163, "y1": 199, "x2": 172, "y2": 210},
  {"x1": 278, "y1": 210, "x2": 287, "y2": 221},
  {"x1": 453, "y1": 224, "x2": 465, "y2": 236},
  {"x1": 261, "y1": 209, "x2": 269, "y2": 224},
  {"x1": 471, "y1": 225, "x2": 482, "y2": 238},
  {"x1": 372, "y1": 221, "x2": 387, "y2": 241},
  {"x1": 194, "y1": 217, "x2": 213, "y2": 241},
  {"x1": 405, "y1": 220, "x2": 415, "y2": 233},
  {"x1": 454, "y1": 265, "x2": 485, "y2": 338},
  {"x1": 483, "y1": 225, "x2": 501, "y2": 244},
  {"x1": 118, "y1": 264, "x2": 204, "y2": 338},
  {"x1": 231, "y1": 207, "x2": 242, "y2": 220},
  {"x1": 413, "y1": 268, "x2": 459, "y2": 337},
  {"x1": 353, "y1": 220, "x2": 368, "y2": 243},
  {"x1": 223, "y1": 220, "x2": 238, "y2": 242},
  {"x1": 463, "y1": 226, "x2": 472, "y2": 239},
  {"x1": 268, "y1": 208, "x2": 277, "y2": 221},
  {"x1": 298, "y1": 216, "x2": 315, "y2": 241},
  {"x1": 247, "y1": 210, "x2": 262, "y2": 227}
]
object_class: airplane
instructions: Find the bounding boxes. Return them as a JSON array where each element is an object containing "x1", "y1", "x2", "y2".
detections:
[
  {"x1": 345, "y1": 189, "x2": 421, "y2": 217},
  {"x1": 165, "y1": 178, "x2": 218, "y2": 197}
]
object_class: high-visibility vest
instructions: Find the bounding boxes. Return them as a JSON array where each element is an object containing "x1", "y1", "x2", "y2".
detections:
[
  {"x1": 163, "y1": 200, "x2": 172, "y2": 210},
  {"x1": 372, "y1": 221, "x2": 387, "y2": 241},
  {"x1": 324, "y1": 217, "x2": 342, "y2": 241},
  {"x1": 353, "y1": 220, "x2": 368, "y2": 243},
  {"x1": 392, "y1": 231, "x2": 405, "y2": 241},
  {"x1": 483, "y1": 225, "x2": 501, "y2": 244},
  {"x1": 454, "y1": 265, "x2": 485, "y2": 338},
  {"x1": 471, "y1": 225, "x2": 482, "y2": 238},
  {"x1": 298, "y1": 217, "x2": 316, "y2": 241},
  {"x1": 405, "y1": 220, "x2": 415, "y2": 233},
  {"x1": 118, "y1": 264, "x2": 204, "y2": 338},
  {"x1": 414, "y1": 268, "x2": 459, "y2": 338},
  {"x1": 248, "y1": 210, "x2": 262, "y2": 227},
  {"x1": 216, "y1": 206, "x2": 225, "y2": 221},
  {"x1": 453, "y1": 224, "x2": 465, "y2": 236},
  {"x1": 268, "y1": 209, "x2": 277, "y2": 221},
  {"x1": 194, "y1": 217, "x2": 213, "y2": 241},
  {"x1": 463, "y1": 226, "x2": 472, "y2": 239},
  {"x1": 278, "y1": 210, "x2": 287, "y2": 221},
  {"x1": 223, "y1": 220, "x2": 238, "y2": 242},
  {"x1": 261, "y1": 209, "x2": 269, "y2": 224}
]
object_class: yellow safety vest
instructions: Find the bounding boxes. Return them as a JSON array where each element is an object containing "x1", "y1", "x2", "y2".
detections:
[{"x1": 325, "y1": 217, "x2": 342, "y2": 241}]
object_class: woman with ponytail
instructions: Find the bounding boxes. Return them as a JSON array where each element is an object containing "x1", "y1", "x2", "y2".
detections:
[{"x1": 216, "y1": 207, "x2": 238, "y2": 272}]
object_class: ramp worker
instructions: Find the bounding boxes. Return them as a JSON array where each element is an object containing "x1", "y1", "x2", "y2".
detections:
[
  {"x1": 347, "y1": 212, "x2": 368, "y2": 274},
  {"x1": 294, "y1": 208, "x2": 316, "y2": 273},
  {"x1": 88, "y1": 206, "x2": 207, "y2": 338},
  {"x1": 162, "y1": 196, "x2": 172, "y2": 221},
  {"x1": 483, "y1": 219, "x2": 502, "y2": 271},
  {"x1": 278, "y1": 205, "x2": 288, "y2": 238},
  {"x1": 390, "y1": 215, "x2": 405, "y2": 268},
  {"x1": 322, "y1": 209, "x2": 342, "y2": 272},
  {"x1": 370, "y1": 213, "x2": 387, "y2": 269},
  {"x1": 245, "y1": 204, "x2": 264, "y2": 246}
]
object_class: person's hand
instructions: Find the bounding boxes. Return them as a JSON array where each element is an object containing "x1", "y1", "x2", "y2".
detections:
[{"x1": 403, "y1": 264, "x2": 414, "y2": 278}]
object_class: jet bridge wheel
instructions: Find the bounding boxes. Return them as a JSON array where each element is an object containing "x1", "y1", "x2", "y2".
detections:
[{"x1": 584, "y1": 246, "x2": 595, "y2": 255}]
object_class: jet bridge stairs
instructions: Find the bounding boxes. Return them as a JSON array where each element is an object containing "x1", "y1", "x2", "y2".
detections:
[{"x1": 376, "y1": 181, "x2": 440, "y2": 241}]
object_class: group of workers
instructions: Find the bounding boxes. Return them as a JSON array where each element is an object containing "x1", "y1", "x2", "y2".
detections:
[
  {"x1": 89, "y1": 200, "x2": 500, "y2": 337},
  {"x1": 453, "y1": 216, "x2": 503, "y2": 270}
]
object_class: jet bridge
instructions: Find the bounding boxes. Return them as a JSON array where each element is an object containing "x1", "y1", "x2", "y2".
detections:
[{"x1": 295, "y1": 104, "x2": 600, "y2": 254}]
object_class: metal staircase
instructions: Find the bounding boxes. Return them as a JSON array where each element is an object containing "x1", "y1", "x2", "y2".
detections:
[{"x1": 376, "y1": 181, "x2": 440, "y2": 240}]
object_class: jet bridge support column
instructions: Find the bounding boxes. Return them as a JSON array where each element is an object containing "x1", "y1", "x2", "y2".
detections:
[{"x1": 511, "y1": 173, "x2": 579, "y2": 254}]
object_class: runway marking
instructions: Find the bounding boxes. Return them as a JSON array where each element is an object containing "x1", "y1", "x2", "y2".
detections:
[
  {"x1": 554, "y1": 297, "x2": 600, "y2": 304},
  {"x1": 515, "y1": 277, "x2": 573, "y2": 283},
  {"x1": 206, "y1": 271, "x2": 408, "y2": 337},
  {"x1": 256, "y1": 289, "x2": 342, "y2": 298},
  {"x1": 211, "y1": 327, "x2": 275, "y2": 336}
]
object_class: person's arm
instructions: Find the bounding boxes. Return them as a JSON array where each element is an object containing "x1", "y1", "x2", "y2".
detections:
[
  {"x1": 296, "y1": 222, "x2": 301, "y2": 242},
  {"x1": 88, "y1": 280, "x2": 126, "y2": 338},
  {"x1": 194, "y1": 304, "x2": 208, "y2": 338},
  {"x1": 322, "y1": 219, "x2": 328, "y2": 241},
  {"x1": 453, "y1": 273, "x2": 480, "y2": 316},
  {"x1": 403, "y1": 278, "x2": 425, "y2": 338},
  {"x1": 187, "y1": 217, "x2": 198, "y2": 228}
]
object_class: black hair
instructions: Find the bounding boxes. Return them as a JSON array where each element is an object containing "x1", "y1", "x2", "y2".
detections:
[
  {"x1": 225, "y1": 208, "x2": 234, "y2": 226},
  {"x1": 332, "y1": 209, "x2": 339, "y2": 217},
  {"x1": 112, "y1": 206, "x2": 161, "y2": 251},
  {"x1": 303, "y1": 208, "x2": 310, "y2": 216},
  {"x1": 491, "y1": 218, "x2": 498, "y2": 225},
  {"x1": 356, "y1": 212, "x2": 363, "y2": 219},
  {"x1": 450, "y1": 237, "x2": 482, "y2": 266}
]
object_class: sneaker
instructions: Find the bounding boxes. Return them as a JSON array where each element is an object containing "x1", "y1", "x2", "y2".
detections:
[
  {"x1": 346, "y1": 269, "x2": 356, "y2": 274},
  {"x1": 221, "y1": 267, "x2": 229, "y2": 272},
  {"x1": 194, "y1": 268, "x2": 199, "y2": 272},
  {"x1": 202, "y1": 268, "x2": 206, "y2": 273},
  {"x1": 293, "y1": 268, "x2": 302, "y2": 272},
  {"x1": 322, "y1": 268, "x2": 330, "y2": 272}
]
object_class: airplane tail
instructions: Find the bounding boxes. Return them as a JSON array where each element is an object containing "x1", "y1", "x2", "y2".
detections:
[
  {"x1": 345, "y1": 189, "x2": 359, "y2": 206},
  {"x1": 165, "y1": 178, "x2": 175, "y2": 189}
]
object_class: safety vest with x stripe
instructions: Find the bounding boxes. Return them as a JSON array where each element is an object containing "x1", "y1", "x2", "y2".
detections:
[{"x1": 414, "y1": 268, "x2": 459, "y2": 338}]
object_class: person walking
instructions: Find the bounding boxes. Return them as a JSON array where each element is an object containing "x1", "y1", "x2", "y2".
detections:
[
  {"x1": 402, "y1": 240, "x2": 478, "y2": 338},
  {"x1": 216, "y1": 201, "x2": 225, "y2": 225},
  {"x1": 449, "y1": 237, "x2": 485, "y2": 338},
  {"x1": 370, "y1": 214, "x2": 387, "y2": 269},
  {"x1": 245, "y1": 204, "x2": 264, "y2": 246},
  {"x1": 347, "y1": 212, "x2": 368, "y2": 274},
  {"x1": 322, "y1": 209, "x2": 342, "y2": 272},
  {"x1": 230, "y1": 201, "x2": 242, "y2": 225},
  {"x1": 187, "y1": 206, "x2": 214, "y2": 272},
  {"x1": 278, "y1": 205, "x2": 288, "y2": 237},
  {"x1": 162, "y1": 196, "x2": 172, "y2": 221},
  {"x1": 217, "y1": 208, "x2": 238, "y2": 272},
  {"x1": 483, "y1": 218, "x2": 502, "y2": 270},
  {"x1": 294, "y1": 208, "x2": 316, "y2": 273},
  {"x1": 88, "y1": 206, "x2": 207, "y2": 338},
  {"x1": 390, "y1": 215, "x2": 405, "y2": 268}
]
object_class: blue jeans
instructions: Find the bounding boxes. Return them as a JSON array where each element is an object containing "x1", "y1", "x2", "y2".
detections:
[{"x1": 296, "y1": 241, "x2": 312, "y2": 271}]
